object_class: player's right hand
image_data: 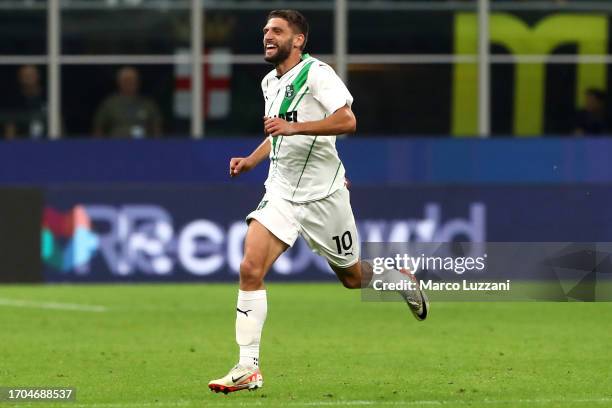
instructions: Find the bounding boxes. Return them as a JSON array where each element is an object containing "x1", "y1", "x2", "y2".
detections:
[{"x1": 229, "y1": 157, "x2": 253, "y2": 178}]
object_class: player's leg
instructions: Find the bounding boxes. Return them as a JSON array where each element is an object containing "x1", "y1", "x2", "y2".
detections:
[
  {"x1": 210, "y1": 195, "x2": 297, "y2": 394},
  {"x1": 239, "y1": 219, "x2": 289, "y2": 291},
  {"x1": 301, "y1": 187, "x2": 428, "y2": 320},
  {"x1": 298, "y1": 187, "x2": 369, "y2": 290},
  {"x1": 237, "y1": 219, "x2": 289, "y2": 373},
  {"x1": 328, "y1": 259, "x2": 372, "y2": 289},
  {"x1": 236, "y1": 219, "x2": 289, "y2": 369},
  {"x1": 329, "y1": 260, "x2": 429, "y2": 321}
]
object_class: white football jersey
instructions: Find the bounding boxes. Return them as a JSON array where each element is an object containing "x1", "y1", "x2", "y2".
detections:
[{"x1": 261, "y1": 54, "x2": 353, "y2": 203}]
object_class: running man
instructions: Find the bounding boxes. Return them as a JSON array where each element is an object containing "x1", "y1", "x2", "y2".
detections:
[{"x1": 208, "y1": 9, "x2": 428, "y2": 394}]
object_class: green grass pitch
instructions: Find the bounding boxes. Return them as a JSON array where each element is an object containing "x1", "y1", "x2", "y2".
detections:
[{"x1": 1, "y1": 283, "x2": 611, "y2": 408}]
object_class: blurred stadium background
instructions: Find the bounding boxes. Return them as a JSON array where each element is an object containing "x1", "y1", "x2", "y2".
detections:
[
  {"x1": 4, "y1": 0, "x2": 612, "y2": 139},
  {"x1": 2, "y1": 2, "x2": 612, "y2": 407}
]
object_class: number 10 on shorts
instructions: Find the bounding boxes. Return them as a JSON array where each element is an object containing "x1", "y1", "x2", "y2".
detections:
[{"x1": 332, "y1": 231, "x2": 353, "y2": 255}]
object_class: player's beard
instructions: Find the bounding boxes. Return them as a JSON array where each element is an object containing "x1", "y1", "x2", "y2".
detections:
[{"x1": 264, "y1": 38, "x2": 293, "y2": 65}]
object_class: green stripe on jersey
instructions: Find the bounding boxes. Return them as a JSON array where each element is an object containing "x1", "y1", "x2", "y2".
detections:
[
  {"x1": 273, "y1": 136, "x2": 283, "y2": 165},
  {"x1": 267, "y1": 88, "x2": 281, "y2": 116},
  {"x1": 272, "y1": 135, "x2": 278, "y2": 159},
  {"x1": 292, "y1": 136, "x2": 318, "y2": 199},
  {"x1": 290, "y1": 86, "x2": 309, "y2": 112},
  {"x1": 278, "y1": 59, "x2": 314, "y2": 116},
  {"x1": 273, "y1": 64, "x2": 312, "y2": 166},
  {"x1": 273, "y1": 86, "x2": 309, "y2": 167},
  {"x1": 327, "y1": 162, "x2": 342, "y2": 195},
  {"x1": 268, "y1": 88, "x2": 282, "y2": 160}
]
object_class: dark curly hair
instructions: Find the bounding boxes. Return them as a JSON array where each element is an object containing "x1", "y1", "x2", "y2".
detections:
[{"x1": 267, "y1": 9, "x2": 309, "y2": 51}]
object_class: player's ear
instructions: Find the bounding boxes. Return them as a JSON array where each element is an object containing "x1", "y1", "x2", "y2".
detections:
[{"x1": 293, "y1": 34, "x2": 305, "y2": 50}]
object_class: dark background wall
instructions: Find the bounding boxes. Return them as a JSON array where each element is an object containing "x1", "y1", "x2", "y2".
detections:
[{"x1": 0, "y1": 188, "x2": 43, "y2": 283}]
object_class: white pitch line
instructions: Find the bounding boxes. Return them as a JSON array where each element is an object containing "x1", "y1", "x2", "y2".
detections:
[{"x1": 0, "y1": 298, "x2": 108, "y2": 313}]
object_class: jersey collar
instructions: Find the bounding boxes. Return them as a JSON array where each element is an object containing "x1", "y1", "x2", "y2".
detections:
[{"x1": 275, "y1": 53, "x2": 312, "y2": 79}]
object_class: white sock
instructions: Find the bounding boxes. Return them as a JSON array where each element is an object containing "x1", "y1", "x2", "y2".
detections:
[{"x1": 235, "y1": 289, "x2": 267, "y2": 369}]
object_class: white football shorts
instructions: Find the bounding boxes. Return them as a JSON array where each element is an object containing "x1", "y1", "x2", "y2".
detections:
[{"x1": 246, "y1": 186, "x2": 360, "y2": 268}]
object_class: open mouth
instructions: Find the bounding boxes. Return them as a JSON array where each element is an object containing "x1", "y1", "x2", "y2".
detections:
[{"x1": 265, "y1": 44, "x2": 278, "y2": 54}]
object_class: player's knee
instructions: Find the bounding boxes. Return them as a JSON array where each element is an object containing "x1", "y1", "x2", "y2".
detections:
[
  {"x1": 240, "y1": 258, "x2": 264, "y2": 287},
  {"x1": 340, "y1": 274, "x2": 361, "y2": 289}
]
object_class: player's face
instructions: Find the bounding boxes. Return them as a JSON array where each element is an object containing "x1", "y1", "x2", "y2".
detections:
[{"x1": 263, "y1": 18, "x2": 295, "y2": 64}]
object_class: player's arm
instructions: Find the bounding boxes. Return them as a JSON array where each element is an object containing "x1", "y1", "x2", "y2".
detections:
[
  {"x1": 263, "y1": 105, "x2": 356, "y2": 137},
  {"x1": 229, "y1": 138, "x2": 271, "y2": 178}
]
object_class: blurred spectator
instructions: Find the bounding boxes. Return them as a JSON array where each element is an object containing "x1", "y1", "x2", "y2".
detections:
[
  {"x1": 575, "y1": 89, "x2": 608, "y2": 136},
  {"x1": 93, "y1": 66, "x2": 162, "y2": 138},
  {"x1": 3, "y1": 65, "x2": 47, "y2": 140}
]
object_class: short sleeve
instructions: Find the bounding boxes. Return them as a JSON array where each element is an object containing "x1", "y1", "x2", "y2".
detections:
[
  {"x1": 261, "y1": 73, "x2": 273, "y2": 112},
  {"x1": 261, "y1": 74, "x2": 272, "y2": 99},
  {"x1": 309, "y1": 63, "x2": 353, "y2": 115}
]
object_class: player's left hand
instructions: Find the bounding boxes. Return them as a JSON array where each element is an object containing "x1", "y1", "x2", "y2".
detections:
[{"x1": 264, "y1": 116, "x2": 297, "y2": 137}]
